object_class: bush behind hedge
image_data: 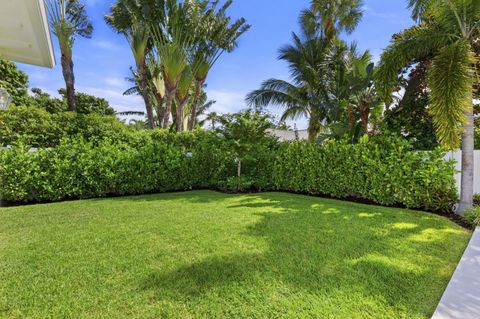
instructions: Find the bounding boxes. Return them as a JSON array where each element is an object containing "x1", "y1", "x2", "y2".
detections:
[{"x1": 0, "y1": 133, "x2": 458, "y2": 212}]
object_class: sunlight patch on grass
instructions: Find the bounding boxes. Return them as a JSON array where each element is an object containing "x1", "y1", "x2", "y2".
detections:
[
  {"x1": 408, "y1": 228, "x2": 465, "y2": 243},
  {"x1": 389, "y1": 222, "x2": 418, "y2": 230},
  {"x1": 358, "y1": 212, "x2": 383, "y2": 218}
]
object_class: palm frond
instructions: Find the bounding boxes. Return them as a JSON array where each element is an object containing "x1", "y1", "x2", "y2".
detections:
[
  {"x1": 428, "y1": 39, "x2": 474, "y2": 149},
  {"x1": 375, "y1": 24, "x2": 453, "y2": 94}
]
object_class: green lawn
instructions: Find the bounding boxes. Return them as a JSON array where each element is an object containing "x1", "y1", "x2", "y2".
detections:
[{"x1": 0, "y1": 191, "x2": 471, "y2": 318}]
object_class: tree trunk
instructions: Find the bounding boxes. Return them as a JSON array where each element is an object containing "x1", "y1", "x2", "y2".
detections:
[
  {"x1": 360, "y1": 106, "x2": 370, "y2": 134},
  {"x1": 237, "y1": 159, "x2": 241, "y2": 177},
  {"x1": 60, "y1": 48, "x2": 76, "y2": 112},
  {"x1": 176, "y1": 100, "x2": 187, "y2": 132},
  {"x1": 307, "y1": 111, "x2": 321, "y2": 143},
  {"x1": 458, "y1": 107, "x2": 475, "y2": 214},
  {"x1": 347, "y1": 104, "x2": 355, "y2": 129},
  {"x1": 154, "y1": 91, "x2": 165, "y2": 128},
  {"x1": 138, "y1": 64, "x2": 155, "y2": 129},
  {"x1": 163, "y1": 91, "x2": 174, "y2": 129},
  {"x1": 188, "y1": 80, "x2": 203, "y2": 131}
]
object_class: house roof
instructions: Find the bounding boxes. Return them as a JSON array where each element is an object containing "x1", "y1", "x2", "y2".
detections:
[{"x1": 0, "y1": 0, "x2": 55, "y2": 68}]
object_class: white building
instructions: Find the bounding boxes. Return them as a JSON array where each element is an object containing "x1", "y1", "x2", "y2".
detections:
[{"x1": 266, "y1": 129, "x2": 309, "y2": 142}]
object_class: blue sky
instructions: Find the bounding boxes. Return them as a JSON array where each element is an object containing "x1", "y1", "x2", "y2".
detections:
[{"x1": 18, "y1": 0, "x2": 414, "y2": 128}]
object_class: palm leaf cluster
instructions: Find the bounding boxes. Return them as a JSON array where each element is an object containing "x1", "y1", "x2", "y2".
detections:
[
  {"x1": 247, "y1": 0, "x2": 383, "y2": 142},
  {"x1": 106, "y1": 0, "x2": 249, "y2": 131}
]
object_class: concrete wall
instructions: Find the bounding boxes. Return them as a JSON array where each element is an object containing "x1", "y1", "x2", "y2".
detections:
[{"x1": 444, "y1": 151, "x2": 480, "y2": 195}]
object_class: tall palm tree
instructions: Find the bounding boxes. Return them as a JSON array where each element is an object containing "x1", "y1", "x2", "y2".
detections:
[
  {"x1": 46, "y1": 0, "x2": 93, "y2": 112},
  {"x1": 126, "y1": 21, "x2": 156, "y2": 128},
  {"x1": 106, "y1": 0, "x2": 167, "y2": 128},
  {"x1": 246, "y1": 20, "x2": 333, "y2": 142},
  {"x1": 376, "y1": 0, "x2": 480, "y2": 213},
  {"x1": 187, "y1": 0, "x2": 250, "y2": 130},
  {"x1": 301, "y1": 0, "x2": 363, "y2": 41},
  {"x1": 151, "y1": 2, "x2": 192, "y2": 129}
]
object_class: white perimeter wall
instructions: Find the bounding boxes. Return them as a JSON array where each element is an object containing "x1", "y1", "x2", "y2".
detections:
[{"x1": 444, "y1": 151, "x2": 480, "y2": 195}]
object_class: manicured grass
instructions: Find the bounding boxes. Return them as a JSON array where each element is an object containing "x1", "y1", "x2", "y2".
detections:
[{"x1": 0, "y1": 191, "x2": 471, "y2": 318}]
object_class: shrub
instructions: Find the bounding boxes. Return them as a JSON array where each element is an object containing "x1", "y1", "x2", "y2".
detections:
[
  {"x1": 272, "y1": 136, "x2": 458, "y2": 212},
  {"x1": 473, "y1": 194, "x2": 480, "y2": 206},
  {"x1": 0, "y1": 106, "x2": 136, "y2": 147},
  {"x1": 463, "y1": 207, "x2": 480, "y2": 228},
  {"x1": 0, "y1": 132, "x2": 238, "y2": 202}
]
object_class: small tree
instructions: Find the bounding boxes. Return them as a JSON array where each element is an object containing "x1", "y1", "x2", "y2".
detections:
[{"x1": 217, "y1": 110, "x2": 275, "y2": 177}]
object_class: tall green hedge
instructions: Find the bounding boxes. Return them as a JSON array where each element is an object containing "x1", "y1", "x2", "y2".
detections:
[
  {"x1": 0, "y1": 132, "x2": 236, "y2": 202},
  {"x1": 273, "y1": 137, "x2": 458, "y2": 212},
  {"x1": 0, "y1": 133, "x2": 458, "y2": 212}
]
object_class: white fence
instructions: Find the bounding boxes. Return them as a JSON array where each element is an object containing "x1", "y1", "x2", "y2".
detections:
[{"x1": 444, "y1": 151, "x2": 480, "y2": 195}]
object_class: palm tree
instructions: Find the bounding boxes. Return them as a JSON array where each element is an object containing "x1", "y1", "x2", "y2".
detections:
[
  {"x1": 151, "y1": 2, "x2": 192, "y2": 129},
  {"x1": 194, "y1": 97, "x2": 216, "y2": 128},
  {"x1": 200, "y1": 111, "x2": 219, "y2": 130},
  {"x1": 348, "y1": 51, "x2": 382, "y2": 134},
  {"x1": 126, "y1": 21, "x2": 155, "y2": 128},
  {"x1": 376, "y1": 0, "x2": 480, "y2": 213},
  {"x1": 46, "y1": 0, "x2": 93, "y2": 112},
  {"x1": 301, "y1": 0, "x2": 363, "y2": 41},
  {"x1": 106, "y1": 0, "x2": 168, "y2": 128},
  {"x1": 187, "y1": 0, "x2": 250, "y2": 130},
  {"x1": 246, "y1": 20, "x2": 333, "y2": 142}
]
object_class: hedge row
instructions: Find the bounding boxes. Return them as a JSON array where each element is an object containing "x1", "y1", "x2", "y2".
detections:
[
  {"x1": 272, "y1": 137, "x2": 458, "y2": 212},
  {"x1": 0, "y1": 132, "x2": 237, "y2": 202},
  {"x1": 0, "y1": 133, "x2": 458, "y2": 212}
]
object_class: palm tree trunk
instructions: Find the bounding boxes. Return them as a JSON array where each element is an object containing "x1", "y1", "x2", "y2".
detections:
[
  {"x1": 458, "y1": 107, "x2": 475, "y2": 214},
  {"x1": 154, "y1": 92, "x2": 165, "y2": 127},
  {"x1": 307, "y1": 116, "x2": 320, "y2": 143},
  {"x1": 163, "y1": 91, "x2": 174, "y2": 129},
  {"x1": 176, "y1": 100, "x2": 187, "y2": 132},
  {"x1": 60, "y1": 48, "x2": 76, "y2": 112},
  {"x1": 360, "y1": 106, "x2": 370, "y2": 134},
  {"x1": 188, "y1": 80, "x2": 203, "y2": 130},
  {"x1": 138, "y1": 64, "x2": 155, "y2": 129},
  {"x1": 347, "y1": 104, "x2": 355, "y2": 129}
]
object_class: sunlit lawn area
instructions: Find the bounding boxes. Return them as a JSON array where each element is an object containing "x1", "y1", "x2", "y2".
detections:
[{"x1": 0, "y1": 191, "x2": 471, "y2": 318}]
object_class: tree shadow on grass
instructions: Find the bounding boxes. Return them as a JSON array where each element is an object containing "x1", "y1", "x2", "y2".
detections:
[{"x1": 138, "y1": 193, "x2": 469, "y2": 318}]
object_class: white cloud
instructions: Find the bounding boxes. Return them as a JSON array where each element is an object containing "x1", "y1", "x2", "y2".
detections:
[
  {"x1": 205, "y1": 89, "x2": 247, "y2": 114},
  {"x1": 76, "y1": 85, "x2": 144, "y2": 113},
  {"x1": 104, "y1": 77, "x2": 125, "y2": 88}
]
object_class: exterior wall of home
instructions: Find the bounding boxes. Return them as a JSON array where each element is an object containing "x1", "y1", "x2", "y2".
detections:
[{"x1": 444, "y1": 151, "x2": 480, "y2": 195}]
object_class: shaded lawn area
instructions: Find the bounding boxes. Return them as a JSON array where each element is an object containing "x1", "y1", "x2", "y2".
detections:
[{"x1": 0, "y1": 191, "x2": 471, "y2": 318}]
